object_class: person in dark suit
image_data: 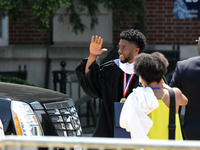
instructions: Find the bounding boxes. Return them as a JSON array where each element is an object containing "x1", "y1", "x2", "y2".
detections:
[{"x1": 169, "y1": 37, "x2": 200, "y2": 140}]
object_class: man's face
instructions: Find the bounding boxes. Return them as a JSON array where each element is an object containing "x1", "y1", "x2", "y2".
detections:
[{"x1": 118, "y1": 39, "x2": 139, "y2": 63}]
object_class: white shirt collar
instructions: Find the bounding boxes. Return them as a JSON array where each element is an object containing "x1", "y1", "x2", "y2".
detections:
[{"x1": 119, "y1": 59, "x2": 135, "y2": 75}]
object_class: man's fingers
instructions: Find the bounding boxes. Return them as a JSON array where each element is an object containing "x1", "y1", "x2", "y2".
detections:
[
  {"x1": 100, "y1": 38, "x2": 103, "y2": 45},
  {"x1": 91, "y1": 36, "x2": 94, "y2": 43},
  {"x1": 95, "y1": 35, "x2": 98, "y2": 43},
  {"x1": 98, "y1": 37, "x2": 101, "y2": 44},
  {"x1": 92, "y1": 35, "x2": 103, "y2": 45}
]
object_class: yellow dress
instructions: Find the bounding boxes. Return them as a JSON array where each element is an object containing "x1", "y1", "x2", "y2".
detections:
[{"x1": 147, "y1": 92, "x2": 183, "y2": 140}]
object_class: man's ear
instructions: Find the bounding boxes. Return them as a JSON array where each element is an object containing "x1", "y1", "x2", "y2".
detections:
[{"x1": 135, "y1": 48, "x2": 140, "y2": 53}]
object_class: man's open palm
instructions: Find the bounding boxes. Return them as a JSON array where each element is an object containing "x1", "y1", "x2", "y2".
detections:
[{"x1": 90, "y1": 36, "x2": 107, "y2": 56}]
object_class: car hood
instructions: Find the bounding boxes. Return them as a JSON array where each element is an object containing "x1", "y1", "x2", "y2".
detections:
[{"x1": 0, "y1": 82, "x2": 71, "y2": 103}]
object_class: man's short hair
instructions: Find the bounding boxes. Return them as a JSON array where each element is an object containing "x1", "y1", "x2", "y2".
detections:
[{"x1": 120, "y1": 29, "x2": 147, "y2": 53}]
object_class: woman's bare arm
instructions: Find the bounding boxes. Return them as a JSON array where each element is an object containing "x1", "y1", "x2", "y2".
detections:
[{"x1": 173, "y1": 87, "x2": 188, "y2": 106}]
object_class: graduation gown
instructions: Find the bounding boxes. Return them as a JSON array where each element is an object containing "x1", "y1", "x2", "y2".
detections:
[{"x1": 75, "y1": 58, "x2": 139, "y2": 137}]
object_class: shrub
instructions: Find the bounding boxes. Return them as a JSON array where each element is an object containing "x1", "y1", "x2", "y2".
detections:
[{"x1": 0, "y1": 76, "x2": 34, "y2": 86}]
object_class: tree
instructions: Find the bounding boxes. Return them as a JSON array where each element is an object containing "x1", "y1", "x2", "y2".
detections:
[{"x1": 0, "y1": 0, "x2": 146, "y2": 34}]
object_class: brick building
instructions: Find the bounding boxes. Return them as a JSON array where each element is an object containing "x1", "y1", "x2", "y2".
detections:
[
  {"x1": 8, "y1": 0, "x2": 200, "y2": 46},
  {"x1": 113, "y1": 0, "x2": 200, "y2": 45}
]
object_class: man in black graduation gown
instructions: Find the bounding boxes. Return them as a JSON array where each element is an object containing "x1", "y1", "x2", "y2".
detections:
[{"x1": 76, "y1": 29, "x2": 147, "y2": 137}]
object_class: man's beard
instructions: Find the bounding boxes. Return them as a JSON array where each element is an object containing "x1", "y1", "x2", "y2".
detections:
[{"x1": 120, "y1": 58, "x2": 129, "y2": 63}]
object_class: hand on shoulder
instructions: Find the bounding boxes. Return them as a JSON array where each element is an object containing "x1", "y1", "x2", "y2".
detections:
[{"x1": 159, "y1": 79, "x2": 171, "y2": 90}]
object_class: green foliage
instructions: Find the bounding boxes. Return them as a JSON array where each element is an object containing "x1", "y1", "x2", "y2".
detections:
[
  {"x1": 102, "y1": 0, "x2": 146, "y2": 34},
  {"x1": 0, "y1": 0, "x2": 146, "y2": 34},
  {"x1": 0, "y1": 0, "x2": 26, "y2": 22},
  {"x1": 65, "y1": 0, "x2": 100, "y2": 34},
  {"x1": 0, "y1": 0, "x2": 71, "y2": 32},
  {"x1": 31, "y1": 0, "x2": 71, "y2": 31},
  {"x1": 0, "y1": 76, "x2": 34, "y2": 86}
]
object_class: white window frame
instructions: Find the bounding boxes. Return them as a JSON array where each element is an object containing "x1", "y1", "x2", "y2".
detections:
[{"x1": 0, "y1": 16, "x2": 9, "y2": 46}]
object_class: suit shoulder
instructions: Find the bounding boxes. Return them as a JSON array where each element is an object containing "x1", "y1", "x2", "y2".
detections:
[
  {"x1": 178, "y1": 56, "x2": 200, "y2": 65},
  {"x1": 180, "y1": 56, "x2": 200, "y2": 62}
]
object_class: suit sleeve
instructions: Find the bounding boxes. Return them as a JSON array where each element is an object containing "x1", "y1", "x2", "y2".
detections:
[
  {"x1": 169, "y1": 62, "x2": 182, "y2": 90},
  {"x1": 75, "y1": 58, "x2": 103, "y2": 99}
]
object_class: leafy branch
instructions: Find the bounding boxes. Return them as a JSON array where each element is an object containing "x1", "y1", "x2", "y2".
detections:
[{"x1": 0, "y1": 0, "x2": 146, "y2": 34}]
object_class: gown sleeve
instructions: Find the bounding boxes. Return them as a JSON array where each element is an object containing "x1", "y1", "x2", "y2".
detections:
[{"x1": 75, "y1": 58, "x2": 103, "y2": 99}]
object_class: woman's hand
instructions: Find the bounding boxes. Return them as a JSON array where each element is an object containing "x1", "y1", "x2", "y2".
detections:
[{"x1": 159, "y1": 79, "x2": 171, "y2": 90}]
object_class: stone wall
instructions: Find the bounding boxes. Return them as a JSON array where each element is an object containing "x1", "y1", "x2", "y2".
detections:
[
  {"x1": 0, "y1": 44, "x2": 112, "y2": 89},
  {"x1": 0, "y1": 44, "x2": 198, "y2": 89}
]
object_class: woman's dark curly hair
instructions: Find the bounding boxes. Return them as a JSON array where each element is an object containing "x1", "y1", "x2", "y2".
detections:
[
  {"x1": 134, "y1": 52, "x2": 169, "y2": 84},
  {"x1": 120, "y1": 29, "x2": 147, "y2": 53}
]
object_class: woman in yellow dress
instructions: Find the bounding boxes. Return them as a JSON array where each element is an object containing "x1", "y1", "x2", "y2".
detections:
[{"x1": 134, "y1": 52, "x2": 188, "y2": 140}]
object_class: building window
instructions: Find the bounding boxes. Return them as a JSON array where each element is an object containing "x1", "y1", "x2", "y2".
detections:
[{"x1": 0, "y1": 16, "x2": 9, "y2": 46}]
